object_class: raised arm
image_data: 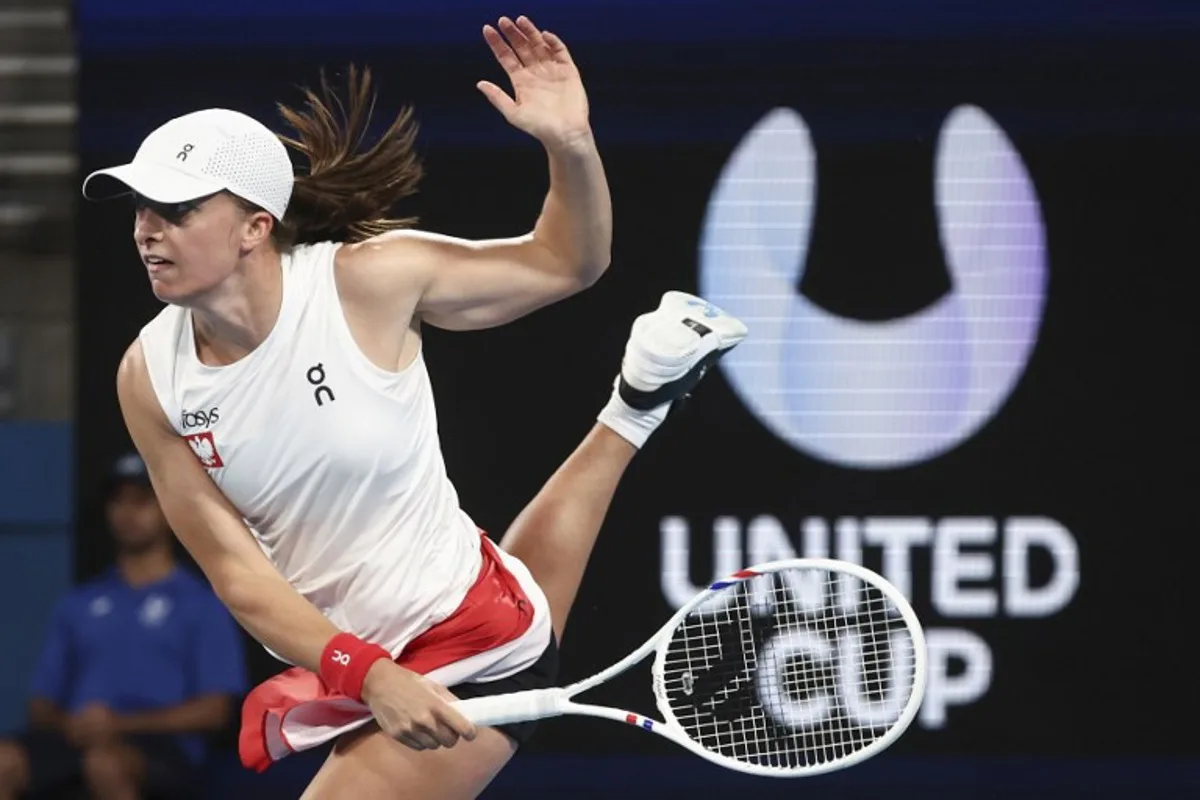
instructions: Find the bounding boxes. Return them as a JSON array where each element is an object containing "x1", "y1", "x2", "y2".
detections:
[{"x1": 340, "y1": 16, "x2": 611, "y2": 332}]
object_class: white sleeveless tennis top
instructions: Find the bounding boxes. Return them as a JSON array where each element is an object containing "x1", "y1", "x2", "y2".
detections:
[{"x1": 138, "y1": 241, "x2": 550, "y2": 677}]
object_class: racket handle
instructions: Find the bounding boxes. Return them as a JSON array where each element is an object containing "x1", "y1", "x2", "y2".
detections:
[{"x1": 452, "y1": 687, "x2": 567, "y2": 727}]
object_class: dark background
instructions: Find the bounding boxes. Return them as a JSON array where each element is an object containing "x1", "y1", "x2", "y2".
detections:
[{"x1": 73, "y1": 0, "x2": 1199, "y2": 796}]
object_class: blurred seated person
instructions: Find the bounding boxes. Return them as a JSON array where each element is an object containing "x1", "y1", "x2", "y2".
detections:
[{"x1": 0, "y1": 453, "x2": 247, "y2": 799}]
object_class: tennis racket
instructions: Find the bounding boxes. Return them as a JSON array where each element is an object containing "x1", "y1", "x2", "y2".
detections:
[{"x1": 452, "y1": 558, "x2": 926, "y2": 777}]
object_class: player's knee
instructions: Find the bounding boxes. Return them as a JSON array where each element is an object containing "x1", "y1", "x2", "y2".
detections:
[
  {"x1": 0, "y1": 741, "x2": 31, "y2": 791},
  {"x1": 81, "y1": 746, "x2": 134, "y2": 793}
]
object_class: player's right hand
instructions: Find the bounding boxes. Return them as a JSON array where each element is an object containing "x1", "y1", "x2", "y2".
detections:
[{"x1": 360, "y1": 660, "x2": 478, "y2": 750}]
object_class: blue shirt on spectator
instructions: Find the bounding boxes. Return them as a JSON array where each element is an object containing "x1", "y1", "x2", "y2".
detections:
[{"x1": 29, "y1": 566, "x2": 247, "y2": 764}]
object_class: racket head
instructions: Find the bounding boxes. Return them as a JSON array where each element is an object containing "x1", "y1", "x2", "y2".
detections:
[{"x1": 650, "y1": 558, "x2": 926, "y2": 777}]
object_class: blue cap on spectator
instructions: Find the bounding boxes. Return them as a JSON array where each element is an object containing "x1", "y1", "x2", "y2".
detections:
[{"x1": 106, "y1": 452, "x2": 151, "y2": 493}]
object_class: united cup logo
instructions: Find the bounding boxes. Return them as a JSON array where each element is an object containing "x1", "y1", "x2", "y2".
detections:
[
  {"x1": 661, "y1": 104, "x2": 1074, "y2": 733},
  {"x1": 699, "y1": 104, "x2": 1047, "y2": 469}
]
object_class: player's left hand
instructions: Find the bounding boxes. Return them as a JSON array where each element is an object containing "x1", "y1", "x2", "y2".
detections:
[{"x1": 477, "y1": 16, "x2": 592, "y2": 148}]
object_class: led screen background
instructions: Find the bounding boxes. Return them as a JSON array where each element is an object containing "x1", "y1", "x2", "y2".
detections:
[{"x1": 73, "y1": 1, "x2": 1198, "y2": 795}]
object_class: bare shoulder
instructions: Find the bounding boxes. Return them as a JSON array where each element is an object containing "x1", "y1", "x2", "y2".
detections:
[
  {"x1": 334, "y1": 229, "x2": 455, "y2": 301},
  {"x1": 115, "y1": 339, "x2": 149, "y2": 402},
  {"x1": 115, "y1": 339, "x2": 169, "y2": 429}
]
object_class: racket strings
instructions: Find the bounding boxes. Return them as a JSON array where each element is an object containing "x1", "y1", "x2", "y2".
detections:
[{"x1": 657, "y1": 569, "x2": 917, "y2": 771}]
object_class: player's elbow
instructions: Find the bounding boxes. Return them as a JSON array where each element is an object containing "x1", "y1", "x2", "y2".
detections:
[
  {"x1": 552, "y1": 260, "x2": 605, "y2": 304},
  {"x1": 566, "y1": 235, "x2": 611, "y2": 289},
  {"x1": 534, "y1": 234, "x2": 609, "y2": 292},
  {"x1": 578, "y1": 249, "x2": 611, "y2": 289},
  {"x1": 554, "y1": 253, "x2": 609, "y2": 299}
]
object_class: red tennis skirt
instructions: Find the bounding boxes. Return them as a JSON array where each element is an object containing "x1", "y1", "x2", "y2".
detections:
[{"x1": 238, "y1": 534, "x2": 538, "y2": 772}]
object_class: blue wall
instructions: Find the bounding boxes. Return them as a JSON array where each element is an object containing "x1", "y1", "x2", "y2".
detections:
[{"x1": 0, "y1": 423, "x2": 73, "y2": 733}]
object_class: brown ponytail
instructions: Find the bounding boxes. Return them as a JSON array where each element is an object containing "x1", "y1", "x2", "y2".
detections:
[{"x1": 270, "y1": 65, "x2": 423, "y2": 248}]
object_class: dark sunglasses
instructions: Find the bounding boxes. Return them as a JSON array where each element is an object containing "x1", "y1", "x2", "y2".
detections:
[{"x1": 132, "y1": 192, "x2": 218, "y2": 225}]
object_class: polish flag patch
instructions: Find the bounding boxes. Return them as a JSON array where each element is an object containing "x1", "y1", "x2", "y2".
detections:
[{"x1": 184, "y1": 431, "x2": 224, "y2": 469}]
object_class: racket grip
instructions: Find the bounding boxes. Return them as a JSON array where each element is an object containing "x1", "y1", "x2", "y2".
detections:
[{"x1": 452, "y1": 688, "x2": 566, "y2": 727}]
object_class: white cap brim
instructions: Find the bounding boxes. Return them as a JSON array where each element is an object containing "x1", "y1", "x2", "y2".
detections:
[{"x1": 82, "y1": 161, "x2": 226, "y2": 204}]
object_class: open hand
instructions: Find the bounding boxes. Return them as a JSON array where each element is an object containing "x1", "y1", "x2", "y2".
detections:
[{"x1": 478, "y1": 16, "x2": 591, "y2": 148}]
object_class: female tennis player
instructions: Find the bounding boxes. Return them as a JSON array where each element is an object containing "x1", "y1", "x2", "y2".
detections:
[{"x1": 84, "y1": 15, "x2": 746, "y2": 800}]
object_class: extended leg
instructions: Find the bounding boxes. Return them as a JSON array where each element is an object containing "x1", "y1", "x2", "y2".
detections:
[{"x1": 499, "y1": 291, "x2": 747, "y2": 641}]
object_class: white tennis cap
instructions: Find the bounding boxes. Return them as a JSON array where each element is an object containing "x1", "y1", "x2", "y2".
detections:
[{"x1": 82, "y1": 108, "x2": 294, "y2": 220}]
